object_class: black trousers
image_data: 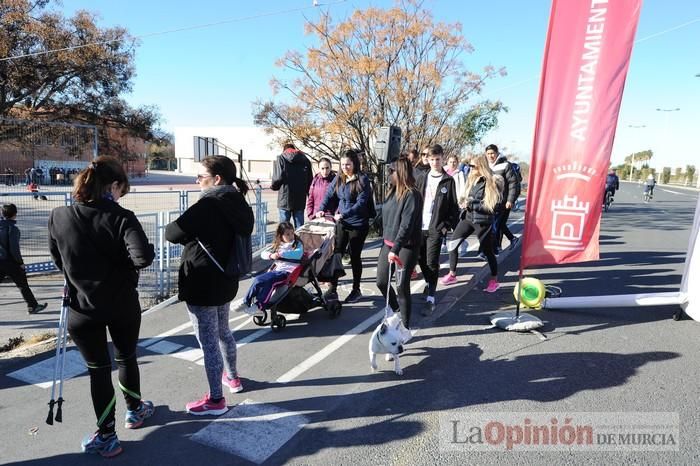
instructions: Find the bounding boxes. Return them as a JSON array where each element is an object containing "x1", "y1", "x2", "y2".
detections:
[
  {"x1": 329, "y1": 223, "x2": 369, "y2": 292},
  {"x1": 418, "y1": 230, "x2": 444, "y2": 297},
  {"x1": 68, "y1": 308, "x2": 142, "y2": 434},
  {"x1": 376, "y1": 244, "x2": 419, "y2": 327},
  {"x1": 0, "y1": 260, "x2": 38, "y2": 308},
  {"x1": 449, "y1": 218, "x2": 498, "y2": 277}
]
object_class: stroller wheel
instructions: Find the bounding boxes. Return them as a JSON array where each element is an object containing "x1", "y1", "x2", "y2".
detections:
[
  {"x1": 253, "y1": 311, "x2": 268, "y2": 326},
  {"x1": 271, "y1": 314, "x2": 287, "y2": 331}
]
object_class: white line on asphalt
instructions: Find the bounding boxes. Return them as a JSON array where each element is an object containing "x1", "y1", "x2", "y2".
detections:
[
  {"x1": 7, "y1": 350, "x2": 86, "y2": 389},
  {"x1": 276, "y1": 309, "x2": 385, "y2": 383},
  {"x1": 237, "y1": 328, "x2": 272, "y2": 348}
]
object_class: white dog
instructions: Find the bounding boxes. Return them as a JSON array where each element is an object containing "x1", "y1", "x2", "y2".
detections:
[{"x1": 369, "y1": 313, "x2": 405, "y2": 375}]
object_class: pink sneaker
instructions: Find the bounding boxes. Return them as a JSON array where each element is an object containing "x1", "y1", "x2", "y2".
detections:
[
  {"x1": 483, "y1": 279, "x2": 500, "y2": 293},
  {"x1": 185, "y1": 394, "x2": 228, "y2": 416},
  {"x1": 440, "y1": 273, "x2": 457, "y2": 285},
  {"x1": 222, "y1": 373, "x2": 244, "y2": 393}
]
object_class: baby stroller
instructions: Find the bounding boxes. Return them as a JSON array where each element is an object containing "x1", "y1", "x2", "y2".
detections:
[{"x1": 252, "y1": 217, "x2": 344, "y2": 331}]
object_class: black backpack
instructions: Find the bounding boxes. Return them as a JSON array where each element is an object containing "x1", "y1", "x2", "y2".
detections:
[{"x1": 510, "y1": 162, "x2": 523, "y2": 184}]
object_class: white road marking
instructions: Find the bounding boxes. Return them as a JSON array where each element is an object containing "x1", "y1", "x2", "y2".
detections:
[
  {"x1": 191, "y1": 399, "x2": 309, "y2": 464},
  {"x1": 7, "y1": 350, "x2": 86, "y2": 389},
  {"x1": 147, "y1": 340, "x2": 184, "y2": 355},
  {"x1": 276, "y1": 309, "x2": 385, "y2": 383},
  {"x1": 171, "y1": 346, "x2": 204, "y2": 363}
]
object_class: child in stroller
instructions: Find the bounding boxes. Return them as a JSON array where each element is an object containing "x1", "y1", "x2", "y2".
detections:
[{"x1": 237, "y1": 219, "x2": 343, "y2": 331}]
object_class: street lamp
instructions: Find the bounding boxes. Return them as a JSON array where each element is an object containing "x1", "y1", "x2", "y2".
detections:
[
  {"x1": 656, "y1": 108, "x2": 680, "y2": 184},
  {"x1": 627, "y1": 124, "x2": 646, "y2": 181}
]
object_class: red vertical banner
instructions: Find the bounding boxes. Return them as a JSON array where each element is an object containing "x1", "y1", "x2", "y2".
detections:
[{"x1": 521, "y1": 0, "x2": 642, "y2": 269}]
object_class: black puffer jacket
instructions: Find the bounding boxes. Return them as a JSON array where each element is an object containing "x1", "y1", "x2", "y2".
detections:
[
  {"x1": 165, "y1": 186, "x2": 254, "y2": 306},
  {"x1": 48, "y1": 199, "x2": 155, "y2": 316},
  {"x1": 271, "y1": 149, "x2": 313, "y2": 211},
  {"x1": 465, "y1": 177, "x2": 496, "y2": 225}
]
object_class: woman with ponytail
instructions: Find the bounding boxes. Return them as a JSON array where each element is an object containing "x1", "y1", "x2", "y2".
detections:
[
  {"x1": 48, "y1": 156, "x2": 156, "y2": 457},
  {"x1": 440, "y1": 154, "x2": 502, "y2": 292},
  {"x1": 165, "y1": 155, "x2": 254, "y2": 416}
]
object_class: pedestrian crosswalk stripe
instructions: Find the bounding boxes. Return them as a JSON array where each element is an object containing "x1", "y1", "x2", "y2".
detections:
[
  {"x1": 7, "y1": 350, "x2": 85, "y2": 388},
  {"x1": 191, "y1": 399, "x2": 308, "y2": 464}
]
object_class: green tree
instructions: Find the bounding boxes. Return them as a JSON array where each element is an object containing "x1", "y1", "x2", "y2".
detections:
[
  {"x1": 0, "y1": 0, "x2": 159, "y2": 154},
  {"x1": 686, "y1": 165, "x2": 696, "y2": 186},
  {"x1": 147, "y1": 130, "x2": 175, "y2": 170},
  {"x1": 253, "y1": 0, "x2": 506, "y2": 169},
  {"x1": 662, "y1": 167, "x2": 671, "y2": 184}
]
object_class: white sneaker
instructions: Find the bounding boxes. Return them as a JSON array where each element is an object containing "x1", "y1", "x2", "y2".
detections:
[{"x1": 235, "y1": 302, "x2": 258, "y2": 315}]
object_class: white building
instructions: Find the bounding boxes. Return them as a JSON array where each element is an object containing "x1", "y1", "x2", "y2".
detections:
[{"x1": 174, "y1": 126, "x2": 283, "y2": 181}]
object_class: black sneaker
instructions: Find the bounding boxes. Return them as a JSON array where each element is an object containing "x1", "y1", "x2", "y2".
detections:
[
  {"x1": 421, "y1": 300, "x2": 436, "y2": 316},
  {"x1": 344, "y1": 288, "x2": 362, "y2": 303},
  {"x1": 28, "y1": 303, "x2": 48, "y2": 314},
  {"x1": 323, "y1": 289, "x2": 338, "y2": 302}
]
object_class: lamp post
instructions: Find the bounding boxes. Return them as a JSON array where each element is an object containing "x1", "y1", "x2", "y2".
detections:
[
  {"x1": 627, "y1": 124, "x2": 646, "y2": 181},
  {"x1": 656, "y1": 108, "x2": 680, "y2": 184}
]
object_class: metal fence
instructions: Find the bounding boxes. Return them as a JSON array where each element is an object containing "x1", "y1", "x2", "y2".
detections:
[{"x1": 1, "y1": 186, "x2": 269, "y2": 308}]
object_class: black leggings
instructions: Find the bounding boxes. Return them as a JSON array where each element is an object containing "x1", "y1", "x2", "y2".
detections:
[
  {"x1": 68, "y1": 308, "x2": 142, "y2": 435},
  {"x1": 329, "y1": 224, "x2": 369, "y2": 292},
  {"x1": 376, "y1": 245, "x2": 419, "y2": 327},
  {"x1": 449, "y1": 218, "x2": 497, "y2": 277}
]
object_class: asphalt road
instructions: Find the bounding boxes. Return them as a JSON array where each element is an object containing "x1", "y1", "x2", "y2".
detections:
[{"x1": 1, "y1": 181, "x2": 698, "y2": 465}]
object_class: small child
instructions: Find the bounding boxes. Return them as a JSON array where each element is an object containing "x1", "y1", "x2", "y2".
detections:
[{"x1": 238, "y1": 222, "x2": 303, "y2": 314}]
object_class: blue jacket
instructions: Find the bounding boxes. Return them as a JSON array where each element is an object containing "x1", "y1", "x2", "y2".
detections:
[{"x1": 320, "y1": 173, "x2": 372, "y2": 229}]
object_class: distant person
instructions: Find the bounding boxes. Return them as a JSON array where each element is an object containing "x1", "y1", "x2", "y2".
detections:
[
  {"x1": 604, "y1": 168, "x2": 620, "y2": 203},
  {"x1": 317, "y1": 149, "x2": 373, "y2": 303},
  {"x1": 445, "y1": 154, "x2": 468, "y2": 257},
  {"x1": 415, "y1": 144, "x2": 459, "y2": 315},
  {"x1": 407, "y1": 148, "x2": 420, "y2": 167},
  {"x1": 48, "y1": 157, "x2": 155, "y2": 457},
  {"x1": 166, "y1": 155, "x2": 254, "y2": 416},
  {"x1": 271, "y1": 142, "x2": 313, "y2": 229},
  {"x1": 413, "y1": 146, "x2": 431, "y2": 180},
  {"x1": 306, "y1": 157, "x2": 337, "y2": 220},
  {"x1": 0, "y1": 203, "x2": 47, "y2": 314},
  {"x1": 644, "y1": 173, "x2": 656, "y2": 198},
  {"x1": 485, "y1": 144, "x2": 520, "y2": 253}
]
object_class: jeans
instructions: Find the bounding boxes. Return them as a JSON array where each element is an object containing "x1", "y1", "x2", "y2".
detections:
[
  {"x1": 245, "y1": 270, "x2": 290, "y2": 307},
  {"x1": 279, "y1": 209, "x2": 305, "y2": 229}
]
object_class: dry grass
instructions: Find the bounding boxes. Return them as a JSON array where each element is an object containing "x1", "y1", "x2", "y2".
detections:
[{"x1": 0, "y1": 332, "x2": 55, "y2": 353}]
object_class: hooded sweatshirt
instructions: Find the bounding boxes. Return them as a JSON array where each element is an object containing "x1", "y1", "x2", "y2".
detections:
[
  {"x1": 165, "y1": 185, "x2": 254, "y2": 306},
  {"x1": 271, "y1": 149, "x2": 313, "y2": 211}
]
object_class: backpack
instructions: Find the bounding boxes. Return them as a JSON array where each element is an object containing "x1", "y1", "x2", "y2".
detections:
[
  {"x1": 510, "y1": 162, "x2": 523, "y2": 184},
  {"x1": 198, "y1": 234, "x2": 252, "y2": 278}
]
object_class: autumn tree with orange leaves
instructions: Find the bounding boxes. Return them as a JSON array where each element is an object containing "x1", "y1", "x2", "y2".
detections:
[{"x1": 253, "y1": 0, "x2": 506, "y2": 170}]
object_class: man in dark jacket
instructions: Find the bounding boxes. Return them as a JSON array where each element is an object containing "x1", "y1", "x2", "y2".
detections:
[
  {"x1": 1, "y1": 204, "x2": 47, "y2": 314},
  {"x1": 415, "y1": 144, "x2": 459, "y2": 315},
  {"x1": 271, "y1": 143, "x2": 313, "y2": 229},
  {"x1": 485, "y1": 144, "x2": 520, "y2": 253}
]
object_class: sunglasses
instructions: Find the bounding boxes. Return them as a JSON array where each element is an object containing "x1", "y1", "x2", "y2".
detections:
[{"x1": 468, "y1": 164, "x2": 476, "y2": 168}]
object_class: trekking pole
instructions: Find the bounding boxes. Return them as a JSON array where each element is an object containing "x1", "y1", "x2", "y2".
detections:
[{"x1": 46, "y1": 281, "x2": 69, "y2": 425}]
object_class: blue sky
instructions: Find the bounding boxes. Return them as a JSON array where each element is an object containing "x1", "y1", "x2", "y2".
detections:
[{"x1": 56, "y1": 0, "x2": 700, "y2": 170}]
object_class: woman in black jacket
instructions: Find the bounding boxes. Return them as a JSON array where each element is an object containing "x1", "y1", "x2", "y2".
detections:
[
  {"x1": 441, "y1": 155, "x2": 502, "y2": 292},
  {"x1": 165, "y1": 156, "x2": 254, "y2": 416},
  {"x1": 48, "y1": 156, "x2": 155, "y2": 458},
  {"x1": 376, "y1": 156, "x2": 422, "y2": 338}
]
